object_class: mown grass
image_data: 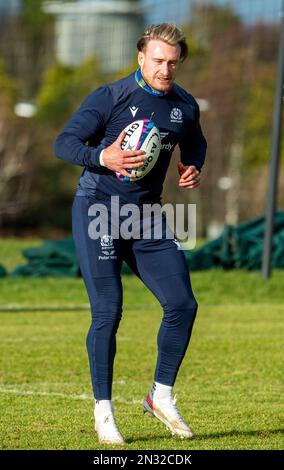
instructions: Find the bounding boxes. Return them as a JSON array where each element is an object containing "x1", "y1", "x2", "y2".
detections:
[{"x1": 0, "y1": 239, "x2": 283, "y2": 450}]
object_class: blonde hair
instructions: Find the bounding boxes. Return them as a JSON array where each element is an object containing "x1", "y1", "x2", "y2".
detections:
[{"x1": 137, "y1": 23, "x2": 188, "y2": 62}]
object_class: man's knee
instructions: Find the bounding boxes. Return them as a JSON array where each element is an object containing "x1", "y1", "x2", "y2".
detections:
[
  {"x1": 172, "y1": 294, "x2": 198, "y2": 313},
  {"x1": 90, "y1": 307, "x2": 122, "y2": 332},
  {"x1": 162, "y1": 290, "x2": 198, "y2": 328},
  {"x1": 163, "y1": 287, "x2": 198, "y2": 314},
  {"x1": 89, "y1": 276, "x2": 123, "y2": 329}
]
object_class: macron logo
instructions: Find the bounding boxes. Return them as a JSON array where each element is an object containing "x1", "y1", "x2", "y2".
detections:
[{"x1": 129, "y1": 106, "x2": 139, "y2": 117}]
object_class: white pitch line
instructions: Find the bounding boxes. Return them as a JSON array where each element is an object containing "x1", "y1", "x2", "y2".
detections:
[
  {"x1": 0, "y1": 387, "x2": 142, "y2": 404},
  {"x1": 0, "y1": 304, "x2": 90, "y2": 311},
  {"x1": 0, "y1": 336, "x2": 133, "y2": 343},
  {"x1": 0, "y1": 388, "x2": 93, "y2": 400},
  {"x1": 0, "y1": 380, "x2": 126, "y2": 387},
  {"x1": 0, "y1": 303, "x2": 155, "y2": 312}
]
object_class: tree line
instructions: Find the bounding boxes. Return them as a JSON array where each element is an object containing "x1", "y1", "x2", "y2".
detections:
[{"x1": 0, "y1": 1, "x2": 283, "y2": 236}]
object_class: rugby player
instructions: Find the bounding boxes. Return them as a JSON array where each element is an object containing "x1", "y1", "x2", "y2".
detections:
[{"x1": 54, "y1": 23, "x2": 207, "y2": 445}]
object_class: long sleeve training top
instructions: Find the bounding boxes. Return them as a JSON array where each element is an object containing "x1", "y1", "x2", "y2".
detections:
[{"x1": 54, "y1": 71, "x2": 207, "y2": 204}]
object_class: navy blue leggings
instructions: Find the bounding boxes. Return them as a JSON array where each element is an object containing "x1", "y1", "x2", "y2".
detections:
[{"x1": 72, "y1": 195, "x2": 198, "y2": 400}]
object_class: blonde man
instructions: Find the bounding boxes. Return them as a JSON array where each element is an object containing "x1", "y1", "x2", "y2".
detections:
[{"x1": 54, "y1": 23, "x2": 207, "y2": 445}]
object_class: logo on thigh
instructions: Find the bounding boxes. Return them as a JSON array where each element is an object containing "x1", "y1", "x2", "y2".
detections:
[{"x1": 99, "y1": 235, "x2": 117, "y2": 260}]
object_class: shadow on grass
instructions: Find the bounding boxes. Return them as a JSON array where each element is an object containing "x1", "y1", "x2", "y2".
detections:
[
  {"x1": 126, "y1": 428, "x2": 284, "y2": 444},
  {"x1": 195, "y1": 428, "x2": 284, "y2": 440}
]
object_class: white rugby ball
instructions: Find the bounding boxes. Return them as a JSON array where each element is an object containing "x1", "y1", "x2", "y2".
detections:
[{"x1": 116, "y1": 119, "x2": 161, "y2": 181}]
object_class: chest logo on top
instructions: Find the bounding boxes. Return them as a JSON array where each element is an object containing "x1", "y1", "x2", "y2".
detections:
[
  {"x1": 170, "y1": 107, "x2": 183, "y2": 123},
  {"x1": 129, "y1": 106, "x2": 139, "y2": 117}
]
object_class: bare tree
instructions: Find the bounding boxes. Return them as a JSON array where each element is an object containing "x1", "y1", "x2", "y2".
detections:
[{"x1": 0, "y1": 95, "x2": 33, "y2": 226}]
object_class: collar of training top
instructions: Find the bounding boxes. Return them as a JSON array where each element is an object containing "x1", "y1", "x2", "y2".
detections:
[{"x1": 135, "y1": 68, "x2": 166, "y2": 96}]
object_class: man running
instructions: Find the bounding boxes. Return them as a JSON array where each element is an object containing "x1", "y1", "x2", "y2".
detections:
[{"x1": 54, "y1": 23, "x2": 207, "y2": 445}]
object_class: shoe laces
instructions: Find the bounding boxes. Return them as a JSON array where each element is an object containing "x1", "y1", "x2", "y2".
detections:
[
  {"x1": 101, "y1": 413, "x2": 123, "y2": 438},
  {"x1": 166, "y1": 394, "x2": 187, "y2": 425}
]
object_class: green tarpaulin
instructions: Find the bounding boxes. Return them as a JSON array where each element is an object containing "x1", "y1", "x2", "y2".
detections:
[
  {"x1": 11, "y1": 238, "x2": 80, "y2": 277},
  {"x1": 0, "y1": 265, "x2": 7, "y2": 277},
  {"x1": 8, "y1": 212, "x2": 284, "y2": 277},
  {"x1": 187, "y1": 211, "x2": 284, "y2": 271}
]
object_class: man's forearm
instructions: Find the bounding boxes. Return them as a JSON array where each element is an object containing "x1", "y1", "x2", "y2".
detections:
[{"x1": 54, "y1": 132, "x2": 103, "y2": 168}]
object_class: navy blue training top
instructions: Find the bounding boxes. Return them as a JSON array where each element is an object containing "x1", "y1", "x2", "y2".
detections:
[{"x1": 54, "y1": 71, "x2": 207, "y2": 204}]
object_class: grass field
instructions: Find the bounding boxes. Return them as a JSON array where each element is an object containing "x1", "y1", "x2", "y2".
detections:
[{"x1": 0, "y1": 238, "x2": 283, "y2": 450}]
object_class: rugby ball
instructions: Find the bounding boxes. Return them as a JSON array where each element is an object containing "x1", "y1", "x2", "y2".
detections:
[{"x1": 116, "y1": 119, "x2": 161, "y2": 181}]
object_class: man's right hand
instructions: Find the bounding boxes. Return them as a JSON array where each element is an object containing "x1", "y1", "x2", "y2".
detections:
[{"x1": 102, "y1": 130, "x2": 146, "y2": 178}]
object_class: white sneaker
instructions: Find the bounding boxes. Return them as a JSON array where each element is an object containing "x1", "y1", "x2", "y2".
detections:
[
  {"x1": 95, "y1": 413, "x2": 126, "y2": 445},
  {"x1": 143, "y1": 390, "x2": 195, "y2": 439}
]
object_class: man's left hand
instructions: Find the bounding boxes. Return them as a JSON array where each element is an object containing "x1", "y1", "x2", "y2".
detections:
[{"x1": 177, "y1": 162, "x2": 200, "y2": 189}]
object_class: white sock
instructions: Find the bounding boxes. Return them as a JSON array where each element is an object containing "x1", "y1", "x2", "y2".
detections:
[
  {"x1": 152, "y1": 382, "x2": 172, "y2": 400},
  {"x1": 94, "y1": 399, "x2": 113, "y2": 419}
]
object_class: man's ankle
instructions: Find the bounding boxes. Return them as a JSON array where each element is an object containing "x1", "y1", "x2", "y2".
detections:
[
  {"x1": 151, "y1": 382, "x2": 173, "y2": 400},
  {"x1": 94, "y1": 399, "x2": 113, "y2": 418}
]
